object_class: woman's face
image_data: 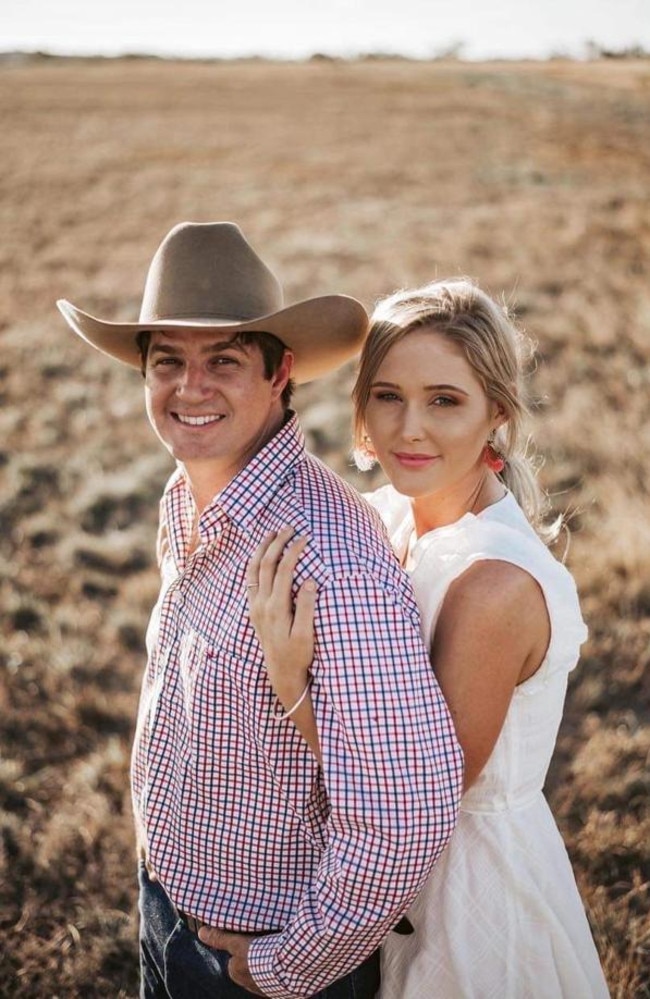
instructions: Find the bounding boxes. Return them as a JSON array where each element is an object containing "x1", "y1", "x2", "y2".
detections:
[{"x1": 364, "y1": 327, "x2": 501, "y2": 500}]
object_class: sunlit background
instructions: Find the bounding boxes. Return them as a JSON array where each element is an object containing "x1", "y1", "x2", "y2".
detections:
[
  {"x1": 3, "y1": 0, "x2": 649, "y2": 60},
  {"x1": 2, "y1": 3, "x2": 649, "y2": 994}
]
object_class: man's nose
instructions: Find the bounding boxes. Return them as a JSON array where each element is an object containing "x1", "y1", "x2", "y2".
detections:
[{"x1": 176, "y1": 362, "x2": 212, "y2": 396}]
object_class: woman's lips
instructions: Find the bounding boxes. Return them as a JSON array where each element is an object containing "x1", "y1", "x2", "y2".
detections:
[{"x1": 393, "y1": 452, "x2": 439, "y2": 469}]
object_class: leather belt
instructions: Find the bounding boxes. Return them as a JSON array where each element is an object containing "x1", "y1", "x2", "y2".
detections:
[
  {"x1": 176, "y1": 906, "x2": 281, "y2": 940},
  {"x1": 178, "y1": 910, "x2": 206, "y2": 936},
  {"x1": 177, "y1": 906, "x2": 412, "y2": 938}
]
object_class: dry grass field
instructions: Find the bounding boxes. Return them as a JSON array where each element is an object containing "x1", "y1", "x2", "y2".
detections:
[{"x1": 1, "y1": 54, "x2": 649, "y2": 996}]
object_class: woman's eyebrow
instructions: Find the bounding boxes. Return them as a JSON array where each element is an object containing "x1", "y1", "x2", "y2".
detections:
[{"x1": 370, "y1": 379, "x2": 469, "y2": 396}]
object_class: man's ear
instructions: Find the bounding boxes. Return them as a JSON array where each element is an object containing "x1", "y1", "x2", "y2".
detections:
[{"x1": 271, "y1": 350, "x2": 294, "y2": 399}]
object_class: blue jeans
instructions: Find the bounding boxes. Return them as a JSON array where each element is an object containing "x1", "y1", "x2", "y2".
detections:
[{"x1": 138, "y1": 863, "x2": 380, "y2": 998}]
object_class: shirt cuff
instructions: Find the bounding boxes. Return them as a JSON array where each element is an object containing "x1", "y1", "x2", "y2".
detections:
[{"x1": 248, "y1": 934, "x2": 300, "y2": 999}]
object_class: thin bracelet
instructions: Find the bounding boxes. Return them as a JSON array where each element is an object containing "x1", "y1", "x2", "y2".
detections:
[{"x1": 274, "y1": 679, "x2": 312, "y2": 723}]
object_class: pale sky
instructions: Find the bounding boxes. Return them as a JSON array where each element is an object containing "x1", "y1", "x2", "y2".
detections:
[{"x1": 2, "y1": 0, "x2": 648, "y2": 60}]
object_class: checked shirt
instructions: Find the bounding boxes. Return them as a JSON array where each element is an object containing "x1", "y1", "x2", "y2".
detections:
[{"x1": 131, "y1": 414, "x2": 463, "y2": 998}]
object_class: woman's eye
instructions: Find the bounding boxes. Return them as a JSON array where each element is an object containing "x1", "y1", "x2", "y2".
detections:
[
  {"x1": 374, "y1": 391, "x2": 401, "y2": 402},
  {"x1": 432, "y1": 396, "x2": 457, "y2": 407}
]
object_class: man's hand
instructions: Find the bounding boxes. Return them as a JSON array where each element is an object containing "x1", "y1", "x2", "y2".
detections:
[{"x1": 197, "y1": 927, "x2": 268, "y2": 996}]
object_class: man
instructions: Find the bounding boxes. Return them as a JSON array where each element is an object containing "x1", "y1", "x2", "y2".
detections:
[{"x1": 58, "y1": 222, "x2": 463, "y2": 999}]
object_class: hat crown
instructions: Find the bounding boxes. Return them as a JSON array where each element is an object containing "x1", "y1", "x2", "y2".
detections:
[{"x1": 138, "y1": 222, "x2": 284, "y2": 324}]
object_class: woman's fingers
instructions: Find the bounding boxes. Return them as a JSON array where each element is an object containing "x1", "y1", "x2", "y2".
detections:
[
  {"x1": 291, "y1": 580, "x2": 317, "y2": 647},
  {"x1": 256, "y1": 527, "x2": 295, "y2": 595},
  {"x1": 271, "y1": 537, "x2": 308, "y2": 608},
  {"x1": 260, "y1": 540, "x2": 308, "y2": 630},
  {"x1": 247, "y1": 528, "x2": 295, "y2": 605},
  {"x1": 246, "y1": 538, "x2": 318, "y2": 690},
  {"x1": 247, "y1": 532, "x2": 279, "y2": 588},
  {"x1": 246, "y1": 529, "x2": 312, "y2": 630}
]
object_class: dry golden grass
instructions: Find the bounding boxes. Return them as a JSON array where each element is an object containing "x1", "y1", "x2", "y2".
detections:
[{"x1": 1, "y1": 54, "x2": 648, "y2": 996}]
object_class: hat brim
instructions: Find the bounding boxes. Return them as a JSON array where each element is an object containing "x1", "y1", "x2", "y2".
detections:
[{"x1": 56, "y1": 295, "x2": 369, "y2": 384}]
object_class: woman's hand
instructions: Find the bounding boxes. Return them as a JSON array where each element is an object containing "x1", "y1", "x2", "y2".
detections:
[{"x1": 247, "y1": 527, "x2": 321, "y2": 761}]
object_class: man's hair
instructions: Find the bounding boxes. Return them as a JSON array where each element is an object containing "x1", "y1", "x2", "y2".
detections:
[{"x1": 136, "y1": 329, "x2": 294, "y2": 409}]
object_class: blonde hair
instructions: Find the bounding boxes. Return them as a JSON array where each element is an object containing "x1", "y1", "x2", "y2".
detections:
[{"x1": 353, "y1": 277, "x2": 557, "y2": 541}]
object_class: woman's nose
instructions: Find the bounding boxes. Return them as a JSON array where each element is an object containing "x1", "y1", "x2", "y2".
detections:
[{"x1": 401, "y1": 407, "x2": 425, "y2": 442}]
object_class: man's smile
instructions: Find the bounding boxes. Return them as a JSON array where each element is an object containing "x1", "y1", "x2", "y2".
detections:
[{"x1": 173, "y1": 413, "x2": 226, "y2": 426}]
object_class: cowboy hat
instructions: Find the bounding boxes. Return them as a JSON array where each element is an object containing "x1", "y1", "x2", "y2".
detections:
[{"x1": 57, "y1": 221, "x2": 369, "y2": 384}]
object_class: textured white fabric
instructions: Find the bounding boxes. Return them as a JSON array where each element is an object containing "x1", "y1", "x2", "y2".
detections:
[{"x1": 367, "y1": 487, "x2": 609, "y2": 999}]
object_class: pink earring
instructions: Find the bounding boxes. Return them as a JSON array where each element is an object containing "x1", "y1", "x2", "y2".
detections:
[{"x1": 484, "y1": 434, "x2": 505, "y2": 473}]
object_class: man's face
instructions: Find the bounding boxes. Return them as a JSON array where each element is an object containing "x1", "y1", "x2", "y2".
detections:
[{"x1": 144, "y1": 328, "x2": 292, "y2": 492}]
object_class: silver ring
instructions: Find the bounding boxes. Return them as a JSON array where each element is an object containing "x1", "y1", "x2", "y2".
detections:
[{"x1": 246, "y1": 583, "x2": 259, "y2": 589}]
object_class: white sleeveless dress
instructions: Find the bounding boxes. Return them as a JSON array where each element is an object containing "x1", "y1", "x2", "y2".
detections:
[{"x1": 367, "y1": 487, "x2": 609, "y2": 999}]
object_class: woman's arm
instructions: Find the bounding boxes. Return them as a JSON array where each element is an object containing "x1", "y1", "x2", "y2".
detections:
[
  {"x1": 248, "y1": 535, "x2": 551, "y2": 788},
  {"x1": 431, "y1": 559, "x2": 551, "y2": 790},
  {"x1": 247, "y1": 528, "x2": 322, "y2": 763}
]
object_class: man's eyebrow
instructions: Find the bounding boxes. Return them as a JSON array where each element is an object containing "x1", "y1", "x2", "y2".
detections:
[
  {"x1": 201, "y1": 339, "x2": 248, "y2": 355},
  {"x1": 148, "y1": 338, "x2": 248, "y2": 356}
]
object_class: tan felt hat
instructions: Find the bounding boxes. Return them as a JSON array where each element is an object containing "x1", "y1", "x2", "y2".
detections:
[{"x1": 57, "y1": 221, "x2": 369, "y2": 384}]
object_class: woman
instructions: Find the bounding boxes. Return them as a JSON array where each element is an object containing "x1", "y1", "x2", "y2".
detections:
[{"x1": 248, "y1": 278, "x2": 609, "y2": 997}]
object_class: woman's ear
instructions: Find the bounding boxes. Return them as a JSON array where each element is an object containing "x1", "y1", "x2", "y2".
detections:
[{"x1": 490, "y1": 402, "x2": 507, "y2": 429}]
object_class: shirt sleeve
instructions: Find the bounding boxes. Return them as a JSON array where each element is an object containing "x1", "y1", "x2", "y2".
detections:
[{"x1": 248, "y1": 572, "x2": 464, "y2": 998}]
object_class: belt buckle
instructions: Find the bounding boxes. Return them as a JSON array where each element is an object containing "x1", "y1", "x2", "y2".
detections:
[{"x1": 181, "y1": 911, "x2": 204, "y2": 936}]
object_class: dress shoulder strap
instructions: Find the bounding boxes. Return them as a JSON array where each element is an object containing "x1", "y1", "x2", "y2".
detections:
[{"x1": 409, "y1": 509, "x2": 587, "y2": 687}]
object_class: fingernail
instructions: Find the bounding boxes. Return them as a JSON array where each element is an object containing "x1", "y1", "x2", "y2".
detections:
[{"x1": 304, "y1": 580, "x2": 317, "y2": 592}]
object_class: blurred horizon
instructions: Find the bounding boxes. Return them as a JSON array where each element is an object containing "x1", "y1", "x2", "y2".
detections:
[{"x1": 3, "y1": 0, "x2": 649, "y2": 62}]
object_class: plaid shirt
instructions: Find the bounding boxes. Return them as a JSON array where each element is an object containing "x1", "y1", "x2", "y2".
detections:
[{"x1": 131, "y1": 414, "x2": 462, "y2": 998}]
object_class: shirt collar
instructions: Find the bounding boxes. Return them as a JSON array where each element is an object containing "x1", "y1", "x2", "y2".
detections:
[
  {"x1": 213, "y1": 411, "x2": 305, "y2": 535},
  {"x1": 163, "y1": 412, "x2": 306, "y2": 558}
]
